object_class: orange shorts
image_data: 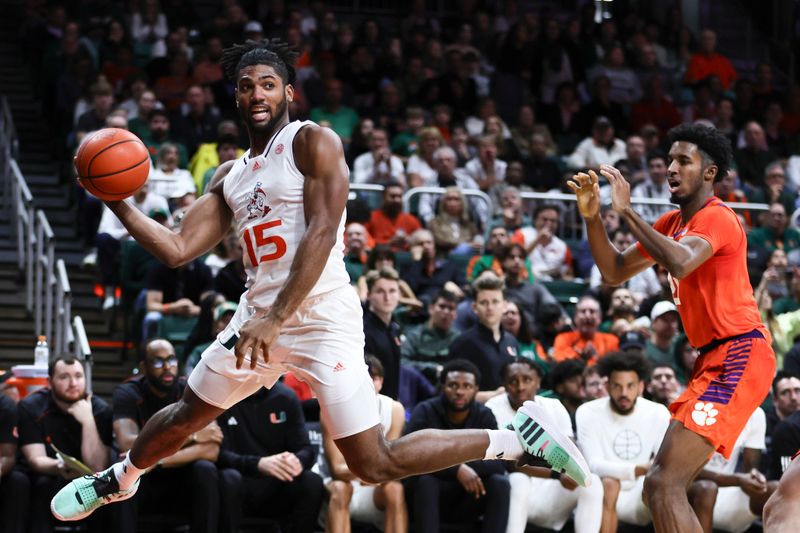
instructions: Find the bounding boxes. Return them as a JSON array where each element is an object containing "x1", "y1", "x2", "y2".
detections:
[{"x1": 670, "y1": 330, "x2": 775, "y2": 459}]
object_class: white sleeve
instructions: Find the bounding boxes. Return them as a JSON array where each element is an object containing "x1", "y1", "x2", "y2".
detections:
[
  {"x1": 96, "y1": 205, "x2": 128, "y2": 240},
  {"x1": 744, "y1": 408, "x2": 767, "y2": 451},
  {"x1": 576, "y1": 404, "x2": 637, "y2": 481},
  {"x1": 567, "y1": 139, "x2": 591, "y2": 169},
  {"x1": 352, "y1": 154, "x2": 371, "y2": 184},
  {"x1": 390, "y1": 157, "x2": 407, "y2": 187}
]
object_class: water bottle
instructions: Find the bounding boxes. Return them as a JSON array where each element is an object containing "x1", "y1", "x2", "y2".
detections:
[{"x1": 34, "y1": 336, "x2": 49, "y2": 367}]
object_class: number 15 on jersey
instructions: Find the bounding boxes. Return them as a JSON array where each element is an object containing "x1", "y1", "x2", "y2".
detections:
[{"x1": 242, "y1": 219, "x2": 287, "y2": 266}]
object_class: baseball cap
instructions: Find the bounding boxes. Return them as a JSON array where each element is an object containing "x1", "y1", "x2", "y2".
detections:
[
  {"x1": 214, "y1": 301, "x2": 238, "y2": 322},
  {"x1": 148, "y1": 207, "x2": 170, "y2": 220},
  {"x1": 650, "y1": 301, "x2": 678, "y2": 322},
  {"x1": 618, "y1": 330, "x2": 647, "y2": 351},
  {"x1": 244, "y1": 21, "x2": 263, "y2": 33}
]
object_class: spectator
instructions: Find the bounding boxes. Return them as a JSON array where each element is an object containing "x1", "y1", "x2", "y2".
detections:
[
  {"x1": 154, "y1": 53, "x2": 195, "y2": 113},
  {"x1": 600, "y1": 288, "x2": 639, "y2": 332},
  {"x1": 515, "y1": 204, "x2": 573, "y2": 281},
  {"x1": 523, "y1": 133, "x2": 562, "y2": 192},
  {"x1": 128, "y1": 89, "x2": 161, "y2": 140},
  {"x1": 143, "y1": 256, "x2": 213, "y2": 341},
  {"x1": 404, "y1": 228, "x2": 467, "y2": 306},
  {"x1": 450, "y1": 123, "x2": 477, "y2": 167},
  {"x1": 630, "y1": 75, "x2": 681, "y2": 138},
  {"x1": 356, "y1": 245, "x2": 422, "y2": 309},
  {"x1": 448, "y1": 274, "x2": 517, "y2": 396},
  {"x1": 402, "y1": 289, "x2": 461, "y2": 385},
  {"x1": 672, "y1": 334, "x2": 699, "y2": 385},
  {"x1": 352, "y1": 128, "x2": 407, "y2": 187},
  {"x1": 714, "y1": 169, "x2": 751, "y2": 225},
  {"x1": 567, "y1": 116, "x2": 627, "y2": 171},
  {"x1": 748, "y1": 203, "x2": 800, "y2": 255},
  {"x1": 699, "y1": 407, "x2": 775, "y2": 532},
  {"x1": 75, "y1": 77, "x2": 115, "y2": 142},
  {"x1": 93, "y1": 180, "x2": 171, "y2": 309},
  {"x1": 583, "y1": 365, "x2": 608, "y2": 400},
  {"x1": 746, "y1": 162, "x2": 796, "y2": 217},
  {"x1": 417, "y1": 145, "x2": 481, "y2": 226},
  {"x1": 113, "y1": 339, "x2": 232, "y2": 533},
  {"x1": 170, "y1": 85, "x2": 220, "y2": 157},
  {"x1": 576, "y1": 352, "x2": 672, "y2": 532},
  {"x1": 553, "y1": 295, "x2": 619, "y2": 365},
  {"x1": 575, "y1": 206, "x2": 621, "y2": 279},
  {"x1": 769, "y1": 409, "x2": 800, "y2": 481},
  {"x1": 405, "y1": 359, "x2": 511, "y2": 533},
  {"x1": 499, "y1": 243, "x2": 563, "y2": 338},
  {"x1": 0, "y1": 391, "x2": 29, "y2": 533},
  {"x1": 579, "y1": 74, "x2": 627, "y2": 135},
  {"x1": 540, "y1": 81, "x2": 584, "y2": 154},
  {"x1": 587, "y1": 45, "x2": 642, "y2": 106},
  {"x1": 509, "y1": 105, "x2": 554, "y2": 160},
  {"x1": 322, "y1": 356, "x2": 407, "y2": 533},
  {"x1": 130, "y1": 0, "x2": 168, "y2": 55},
  {"x1": 613, "y1": 134, "x2": 648, "y2": 183},
  {"x1": 192, "y1": 128, "x2": 243, "y2": 192},
  {"x1": 347, "y1": 117, "x2": 374, "y2": 165},
  {"x1": 309, "y1": 79, "x2": 359, "y2": 144},
  {"x1": 550, "y1": 359, "x2": 586, "y2": 432},
  {"x1": 645, "y1": 301, "x2": 680, "y2": 366},
  {"x1": 763, "y1": 371, "x2": 800, "y2": 476},
  {"x1": 213, "y1": 235, "x2": 246, "y2": 303},
  {"x1": 428, "y1": 187, "x2": 481, "y2": 255},
  {"x1": 491, "y1": 183, "x2": 532, "y2": 233},
  {"x1": 467, "y1": 225, "x2": 534, "y2": 282},
  {"x1": 363, "y1": 267, "x2": 404, "y2": 400},
  {"x1": 391, "y1": 106, "x2": 425, "y2": 158},
  {"x1": 465, "y1": 134, "x2": 507, "y2": 192},
  {"x1": 501, "y1": 299, "x2": 551, "y2": 378},
  {"x1": 344, "y1": 222, "x2": 370, "y2": 282},
  {"x1": 143, "y1": 109, "x2": 190, "y2": 168},
  {"x1": 407, "y1": 127, "x2": 444, "y2": 187},
  {"x1": 185, "y1": 299, "x2": 236, "y2": 376},
  {"x1": 148, "y1": 142, "x2": 197, "y2": 203},
  {"x1": 487, "y1": 358, "x2": 603, "y2": 533},
  {"x1": 684, "y1": 29, "x2": 737, "y2": 90},
  {"x1": 19, "y1": 355, "x2": 117, "y2": 533},
  {"x1": 646, "y1": 363, "x2": 683, "y2": 406},
  {"x1": 217, "y1": 382, "x2": 324, "y2": 533},
  {"x1": 589, "y1": 229, "x2": 661, "y2": 303},
  {"x1": 365, "y1": 181, "x2": 422, "y2": 251},
  {"x1": 631, "y1": 152, "x2": 673, "y2": 224},
  {"x1": 763, "y1": 101, "x2": 790, "y2": 158},
  {"x1": 734, "y1": 121, "x2": 776, "y2": 190}
]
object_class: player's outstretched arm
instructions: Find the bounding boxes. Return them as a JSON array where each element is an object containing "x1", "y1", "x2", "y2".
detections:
[
  {"x1": 234, "y1": 125, "x2": 349, "y2": 368},
  {"x1": 106, "y1": 160, "x2": 235, "y2": 268},
  {"x1": 600, "y1": 164, "x2": 713, "y2": 280},
  {"x1": 567, "y1": 170, "x2": 654, "y2": 285}
]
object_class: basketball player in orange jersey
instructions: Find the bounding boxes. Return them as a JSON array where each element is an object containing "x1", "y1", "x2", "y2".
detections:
[
  {"x1": 51, "y1": 39, "x2": 590, "y2": 522},
  {"x1": 568, "y1": 123, "x2": 776, "y2": 533}
]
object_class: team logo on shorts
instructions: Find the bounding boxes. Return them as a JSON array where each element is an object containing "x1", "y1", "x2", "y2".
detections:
[
  {"x1": 691, "y1": 401, "x2": 719, "y2": 426},
  {"x1": 246, "y1": 181, "x2": 272, "y2": 219}
]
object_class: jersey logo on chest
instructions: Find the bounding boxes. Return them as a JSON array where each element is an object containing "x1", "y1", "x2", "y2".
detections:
[{"x1": 246, "y1": 181, "x2": 272, "y2": 220}]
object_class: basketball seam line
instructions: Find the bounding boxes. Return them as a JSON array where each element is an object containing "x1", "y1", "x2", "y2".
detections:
[{"x1": 85, "y1": 140, "x2": 148, "y2": 179}]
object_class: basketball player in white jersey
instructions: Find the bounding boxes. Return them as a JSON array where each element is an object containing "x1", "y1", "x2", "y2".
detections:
[{"x1": 51, "y1": 39, "x2": 590, "y2": 522}]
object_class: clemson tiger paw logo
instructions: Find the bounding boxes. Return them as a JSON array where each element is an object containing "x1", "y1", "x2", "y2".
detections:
[{"x1": 691, "y1": 402, "x2": 718, "y2": 426}]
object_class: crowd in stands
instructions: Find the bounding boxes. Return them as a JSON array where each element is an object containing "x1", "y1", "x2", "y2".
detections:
[{"x1": 4, "y1": 0, "x2": 800, "y2": 531}]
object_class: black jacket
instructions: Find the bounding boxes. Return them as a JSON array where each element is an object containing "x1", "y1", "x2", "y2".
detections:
[{"x1": 448, "y1": 323, "x2": 519, "y2": 390}]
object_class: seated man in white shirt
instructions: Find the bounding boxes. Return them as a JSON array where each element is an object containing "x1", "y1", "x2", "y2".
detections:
[
  {"x1": 698, "y1": 407, "x2": 778, "y2": 533},
  {"x1": 352, "y1": 128, "x2": 407, "y2": 188},
  {"x1": 576, "y1": 351, "x2": 716, "y2": 532},
  {"x1": 487, "y1": 358, "x2": 603, "y2": 533},
  {"x1": 417, "y1": 146, "x2": 484, "y2": 226},
  {"x1": 514, "y1": 204, "x2": 573, "y2": 280},
  {"x1": 322, "y1": 355, "x2": 407, "y2": 532},
  {"x1": 630, "y1": 152, "x2": 673, "y2": 224},
  {"x1": 567, "y1": 116, "x2": 627, "y2": 171},
  {"x1": 465, "y1": 135, "x2": 507, "y2": 192}
]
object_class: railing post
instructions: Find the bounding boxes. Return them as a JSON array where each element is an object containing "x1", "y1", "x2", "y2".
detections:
[{"x1": 72, "y1": 316, "x2": 92, "y2": 394}]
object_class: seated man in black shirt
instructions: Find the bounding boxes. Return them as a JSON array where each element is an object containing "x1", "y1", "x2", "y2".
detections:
[
  {"x1": 363, "y1": 267, "x2": 403, "y2": 400},
  {"x1": 143, "y1": 257, "x2": 214, "y2": 341},
  {"x1": 113, "y1": 339, "x2": 235, "y2": 533},
  {"x1": 217, "y1": 381, "x2": 324, "y2": 533},
  {"x1": 405, "y1": 359, "x2": 511, "y2": 533},
  {"x1": 19, "y1": 355, "x2": 117, "y2": 533},
  {"x1": 448, "y1": 273, "x2": 518, "y2": 402},
  {"x1": 0, "y1": 391, "x2": 29, "y2": 533},
  {"x1": 402, "y1": 289, "x2": 461, "y2": 385}
]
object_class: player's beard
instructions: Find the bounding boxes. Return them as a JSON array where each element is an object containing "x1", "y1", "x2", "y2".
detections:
[
  {"x1": 243, "y1": 96, "x2": 289, "y2": 138},
  {"x1": 443, "y1": 395, "x2": 474, "y2": 413},
  {"x1": 610, "y1": 396, "x2": 636, "y2": 415}
]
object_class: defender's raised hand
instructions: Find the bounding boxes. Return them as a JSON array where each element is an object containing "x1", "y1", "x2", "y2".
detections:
[
  {"x1": 566, "y1": 170, "x2": 601, "y2": 220},
  {"x1": 599, "y1": 165, "x2": 631, "y2": 214}
]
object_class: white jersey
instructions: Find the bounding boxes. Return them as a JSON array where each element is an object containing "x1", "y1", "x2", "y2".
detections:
[{"x1": 223, "y1": 120, "x2": 350, "y2": 309}]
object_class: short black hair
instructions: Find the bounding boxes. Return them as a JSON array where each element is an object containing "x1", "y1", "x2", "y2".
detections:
[
  {"x1": 533, "y1": 203, "x2": 561, "y2": 219},
  {"x1": 432, "y1": 289, "x2": 459, "y2": 305},
  {"x1": 220, "y1": 38, "x2": 299, "y2": 85},
  {"x1": 500, "y1": 357, "x2": 544, "y2": 381},
  {"x1": 148, "y1": 109, "x2": 169, "y2": 122},
  {"x1": 647, "y1": 150, "x2": 668, "y2": 166},
  {"x1": 666, "y1": 123, "x2": 733, "y2": 182},
  {"x1": 365, "y1": 354, "x2": 384, "y2": 379},
  {"x1": 772, "y1": 370, "x2": 800, "y2": 395},
  {"x1": 550, "y1": 359, "x2": 586, "y2": 388},
  {"x1": 596, "y1": 351, "x2": 652, "y2": 381},
  {"x1": 440, "y1": 359, "x2": 481, "y2": 388},
  {"x1": 495, "y1": 243, "x2": 526, "y2": 263},
  {"x1": 48, "y1": 354, "x2": 82, "y2": 377}
]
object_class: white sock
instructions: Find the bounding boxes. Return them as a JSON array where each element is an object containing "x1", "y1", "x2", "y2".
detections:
[
  {"x1": 113, "y1": 455, "x2": 145, "y2": 490},
  {"x1": 484, "y1": 428, "x2": 523, "y2": 460}
]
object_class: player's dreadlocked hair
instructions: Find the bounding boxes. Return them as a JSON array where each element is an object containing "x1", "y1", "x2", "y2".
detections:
[
  {"x1": 220, "y1": 38, "x2": 299, "y2": 85},
  {"x1": 667, "y1": 123, "x2": 733, "y2": 182}
]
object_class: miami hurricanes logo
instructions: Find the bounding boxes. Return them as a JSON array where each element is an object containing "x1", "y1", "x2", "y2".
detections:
[{"x1": 246, "y1": 181, "x2": 272, "y2": 220}]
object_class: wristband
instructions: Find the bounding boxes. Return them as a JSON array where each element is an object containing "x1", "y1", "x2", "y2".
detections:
[{"x1": 550, "y1": 470, "x2": 561, "y2": 479}]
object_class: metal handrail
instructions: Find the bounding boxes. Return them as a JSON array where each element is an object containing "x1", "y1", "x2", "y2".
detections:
[
  {"x1": 55, "y1": 259, "x2": 72, "y2": 355},
  {"x1": 10, "y1": 160, "x2": 35, "y2": 314},
  {"x1": 72, "y1": 316, "x2": 92, "y2": 394},
  {"x1": 35, "y1": 210, "x2": 55, "y2": 343}
]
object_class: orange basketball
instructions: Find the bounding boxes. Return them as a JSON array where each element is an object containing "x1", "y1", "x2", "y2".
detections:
[{"x1": 75, "y1": 128, "x2": 150, "y2": 201}]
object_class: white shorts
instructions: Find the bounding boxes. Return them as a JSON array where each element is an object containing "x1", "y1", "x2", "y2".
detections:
[
  {"x1": 349, "y1": 482, "x2": 383, "y2": 528},
  {"x1": 617, "y1": 477, "x2": 651, "y2": 527},
  {"x1": 188, "y1": 285, "x2": 380, "y2": 439},
  {"x1": 712, "y1": 486, "x2": 758, "y2": 533}
]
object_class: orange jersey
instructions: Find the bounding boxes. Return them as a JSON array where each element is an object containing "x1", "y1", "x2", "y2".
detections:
[
  {"x1": 552, "y1": 331, "x2": 619, "y2": 365},
  {"x1": 635, "y1": 197, "x2": 767, "y2": 348}
]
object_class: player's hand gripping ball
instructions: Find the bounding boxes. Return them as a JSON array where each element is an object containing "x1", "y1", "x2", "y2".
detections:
[{"x1": 75, "y1": 128, "x2": 150, "y2": 201}]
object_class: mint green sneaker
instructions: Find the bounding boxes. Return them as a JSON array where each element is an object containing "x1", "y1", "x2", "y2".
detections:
[
  {"x1": 512, "y1": 400, "x2": 592, "y2": 487},
  {"x1": 51, "y1": 467, "x2": 140, "y2": 521}
]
